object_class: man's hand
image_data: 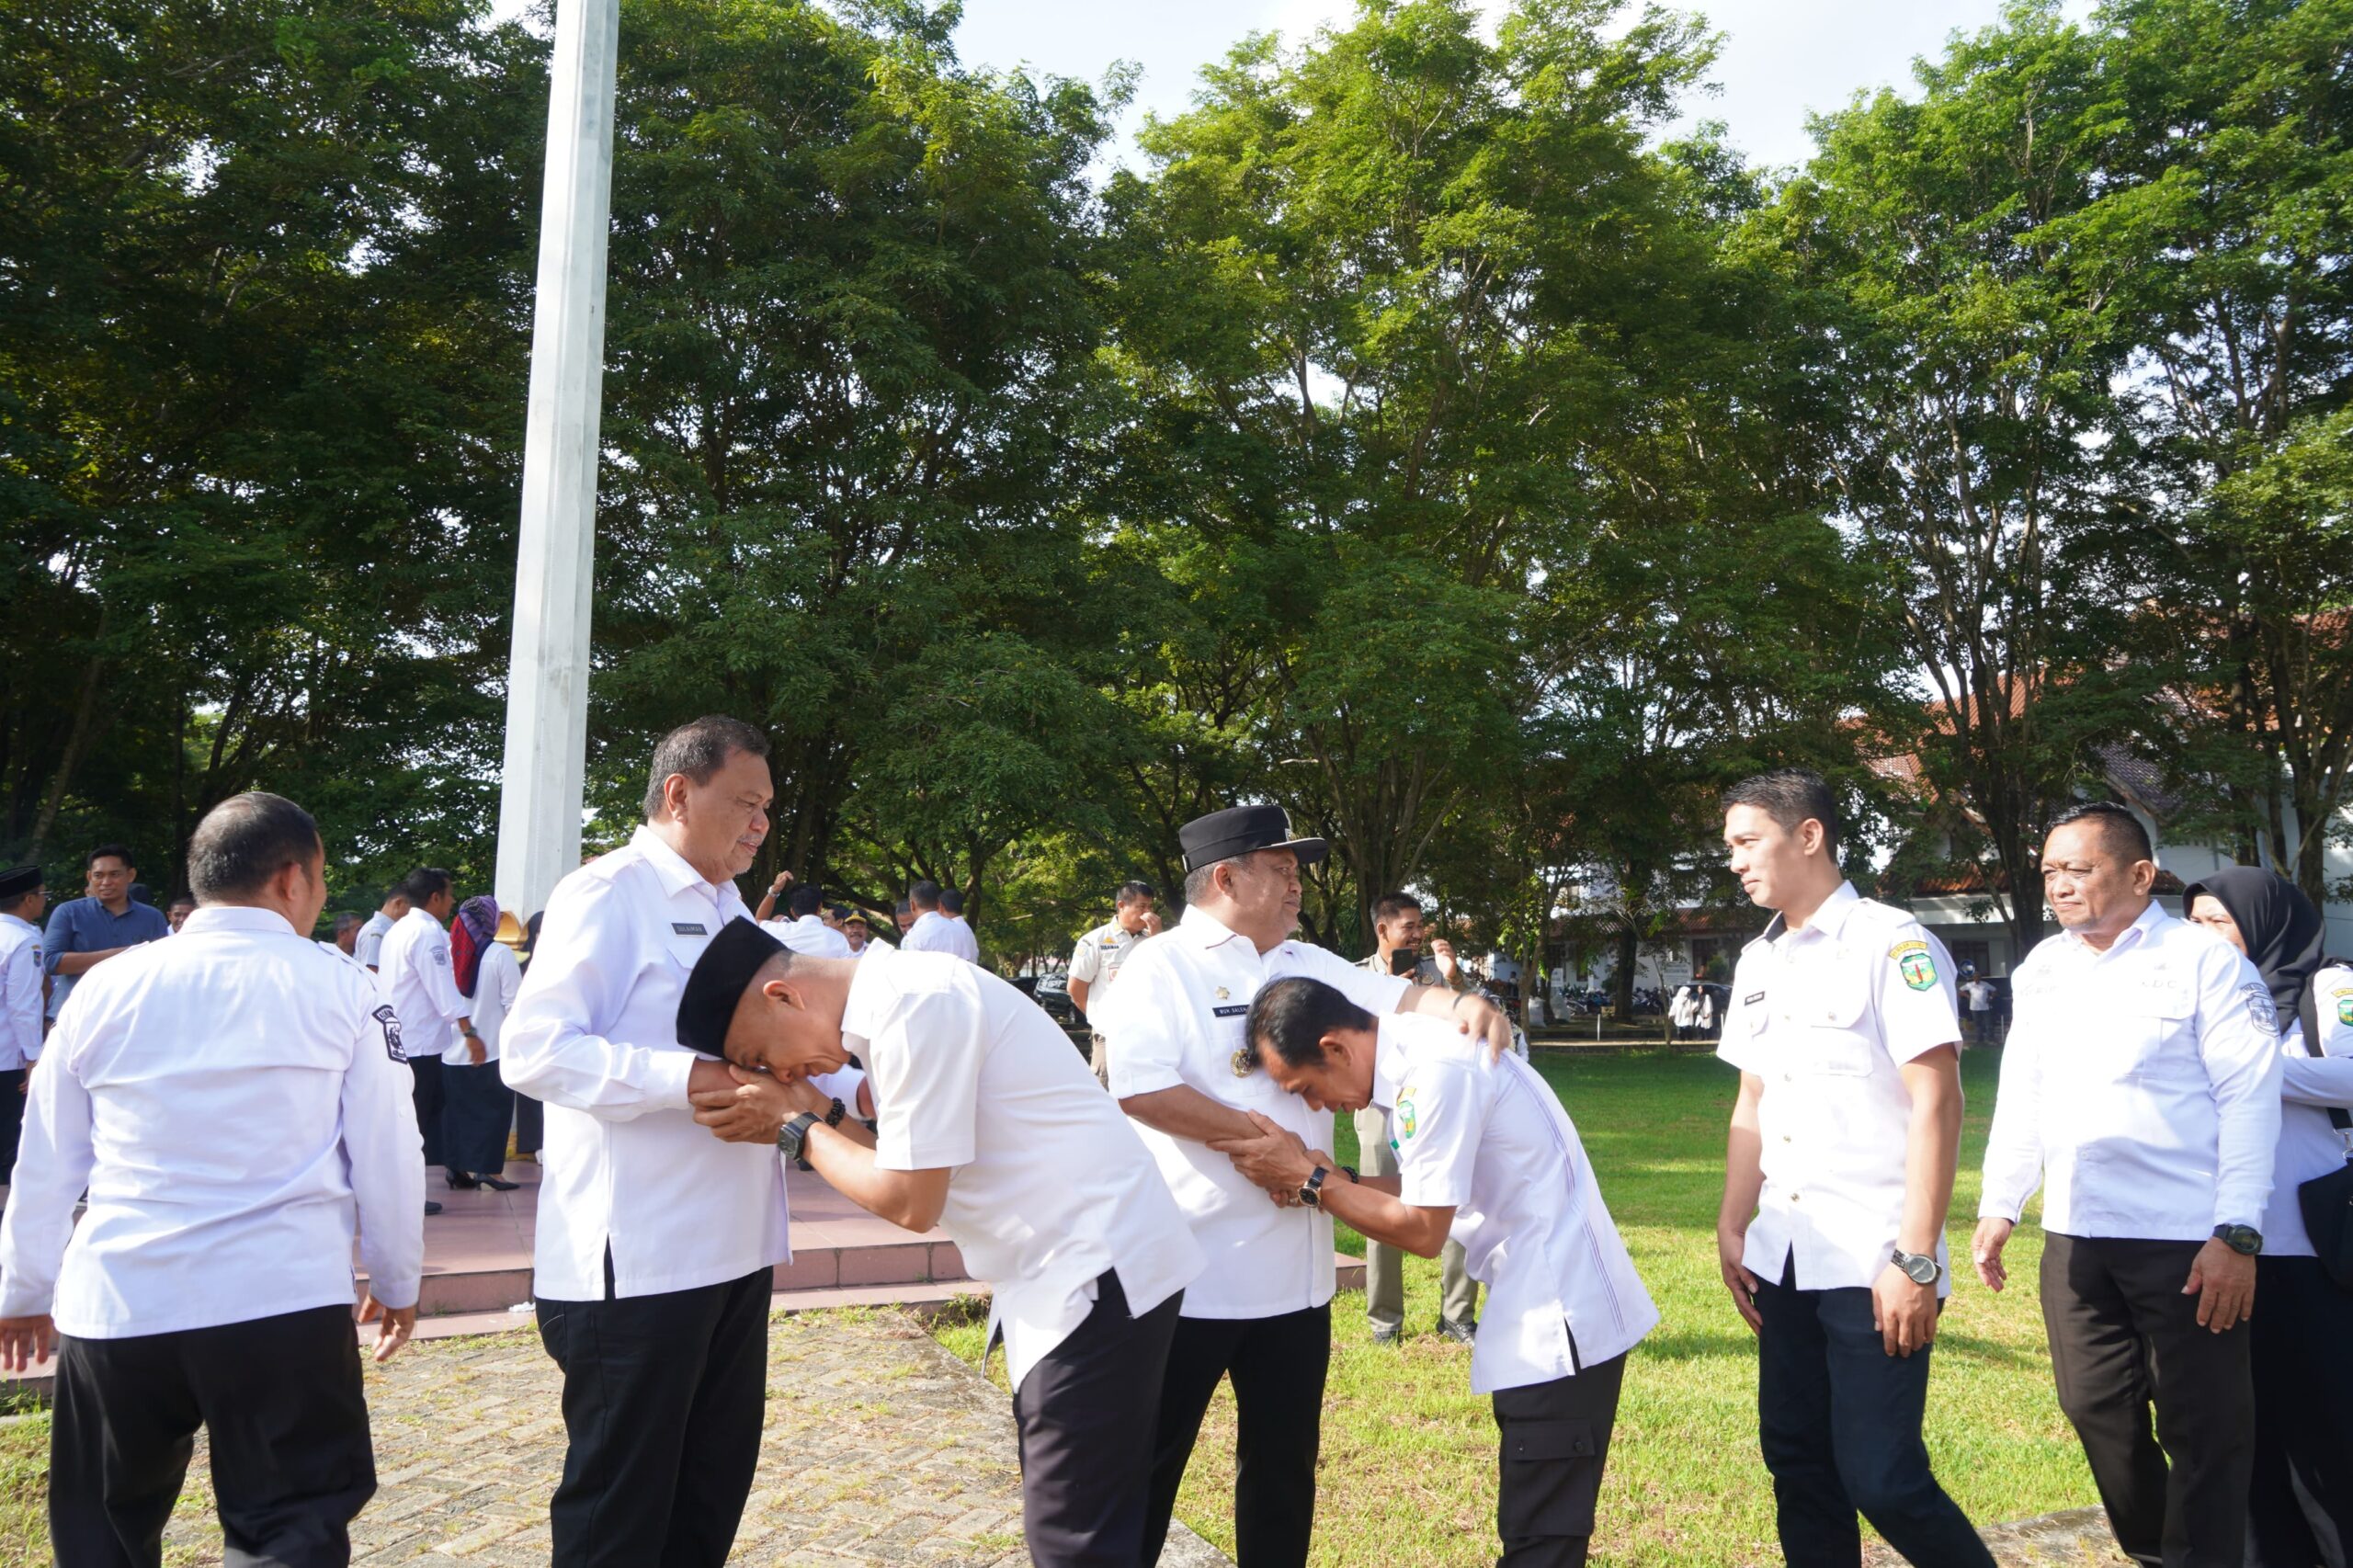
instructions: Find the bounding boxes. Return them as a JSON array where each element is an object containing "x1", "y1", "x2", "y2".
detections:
[
  {"x1": 1871, "y1": 1263, "x2": 1938, "y2": 1357},
  {"x1": 1454, "y1": 994, "x2": 1513, "y2": 1062},
  {"x1": 768, "y1": 870, "x2": 793, "y2": 895},
  {"x1": 1430, "y1": 937, "x2": 1458, "y2": 981},
  {"x1": 464, "y1": 1035, "x2": 486, "y2": 1066},
  {"x1": 690, "y1": 1066, "x2": 798, "y2": 1144},
  {"x1": 2185, "y1": 1238, "x2": 2256, "y2": 1332},
  {"x1": 0, "y1": 1314, "x2": 53, "y2": 1373},
  {"x1": 354, "y1": 1293, "x2": 416, "y2": 1364},
  {"x1": 1972, "y1": 1217, "x2": 2015, "y2": 1292},
  {"x1": 1207, "y1": 1111, "x2": 1316, "y2": 1197},
  {"x1": 1718, "y1": 1228, "x2": 1762, "y2": 1333},
  {"x1": 1141, "y1": 911, "x2": 1163, "y2": 936}
]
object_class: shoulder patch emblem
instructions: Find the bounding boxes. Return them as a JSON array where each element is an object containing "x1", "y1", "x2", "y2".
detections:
[
  {"x1": 1396, "y1": 1090, "x2": 1418, "y2": 1140},
  {"x1": 1889, "y1": 939, "x2": 1937, "y2": 992},
  {"x1": 428, "y1": 944, "x2": 449, "y2": 966},
  {"x1": 2241, "y1": 983, "x2": 2279, "y2": 1035},
  {"x1": 371, "y1": 1005, "x2": 407, "y2": 1063},
  {"x1": 2338, "y1": 994, "x2": 2353, "y2": 1028}
]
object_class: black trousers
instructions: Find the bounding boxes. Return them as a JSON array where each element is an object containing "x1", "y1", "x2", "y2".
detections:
[
  {"x1": 535, "y1": 1260, "x2": 770, "y2": 1568},
  {"x1": 2248, "y1": 1255, "x2": 2353, "y2": 1568},
  {"x1": 513, "y1": 1091, "x2": 544, "y2": 1155},
  {"x1": 438, "y1": 1060, "x2": 512, "y2": 1178},
  {"x1": 50, "y1": 1303, "x2": 375, "y2": 1568},
  {"x1": 0, "y1": 1065, "x2": 24, "y2": 1177},
  {"x1": 1491, "y1": 1348, "x2": 1628, "y2": 1567},
  {"x1": 2041, "y1": 1232, "x2": 2255, "y2": 1568},
  {"x1": 408, "y1": 1055, "x2": 446, "y2": 1171},
  {"x1": 1013, "y1": 1272, "x2": 1184, "y2": 1567},
  {"x1": 1143, "y1": 1303, "x2": 1331, "y2": 1568},
  {"x1": 1752, "y1": 1260, "x2": 1993, "y2": 1568}
]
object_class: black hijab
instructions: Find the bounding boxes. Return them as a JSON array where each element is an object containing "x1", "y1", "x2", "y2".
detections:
[{"x1": 2178, "y1": 865, "x2": 2325, "y2": 1042}]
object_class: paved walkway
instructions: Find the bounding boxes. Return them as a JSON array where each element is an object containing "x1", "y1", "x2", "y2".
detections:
[
  {"x1": 149, "y1": 1308, "x2": 1231, "y2": 1567},
  {"x1": 1863, "y1": 1508, "x2": 2128, "y2": 1565}
]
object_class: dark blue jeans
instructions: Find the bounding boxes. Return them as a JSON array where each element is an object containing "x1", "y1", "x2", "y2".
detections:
[{"x1": 1753, "y1": 1261, "x2": 1994, "y2": 1568}]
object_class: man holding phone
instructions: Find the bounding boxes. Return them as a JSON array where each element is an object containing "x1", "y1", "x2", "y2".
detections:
[{"x1": 1357, "y1": 892, "x2": 1479, "y2": 1346}]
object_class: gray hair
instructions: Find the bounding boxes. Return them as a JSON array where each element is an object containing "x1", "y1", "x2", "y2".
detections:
[{"x1": 643, "y1": 715, "x2": 771, "y2": 821}]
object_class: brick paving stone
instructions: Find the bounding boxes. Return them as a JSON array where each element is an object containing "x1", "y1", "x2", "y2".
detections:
[{"x1": 134, "y1": 1308, "x2": 1231, "y2": 1567}]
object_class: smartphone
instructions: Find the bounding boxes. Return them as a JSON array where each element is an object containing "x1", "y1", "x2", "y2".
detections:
[{"x1": 1389, "y1": 948, "x2": 1419, "y2": 977}]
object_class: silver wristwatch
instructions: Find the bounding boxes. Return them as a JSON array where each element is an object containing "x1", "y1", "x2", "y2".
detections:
[{"x1": 1891, "y1": 1247, "x2": 1943, "y2": 1287}]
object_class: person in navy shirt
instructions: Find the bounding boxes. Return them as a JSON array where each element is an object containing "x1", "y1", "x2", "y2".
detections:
[{"x1": 42, "y1": 845, "x2": 169, "y2": 1023}]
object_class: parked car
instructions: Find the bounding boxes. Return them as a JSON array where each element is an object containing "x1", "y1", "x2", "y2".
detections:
[{"x1": 1031, "y1": 972, "x2": 1080, "y2": 1027}]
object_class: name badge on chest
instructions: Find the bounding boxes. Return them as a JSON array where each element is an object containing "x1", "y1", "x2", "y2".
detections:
[{"x1": 672, "y1": 922, "x2": 708, "y2": 937}]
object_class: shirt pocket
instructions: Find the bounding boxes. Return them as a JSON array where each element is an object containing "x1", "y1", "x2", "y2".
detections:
[
  {"x1": 2119, "y1": 986, "x2": 2196, "y2": 1081},
  {"x1": 1790, "y1": 971, "x2": 1874, "y2": 1077}
]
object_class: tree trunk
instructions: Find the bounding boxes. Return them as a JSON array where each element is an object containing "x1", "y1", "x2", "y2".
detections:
[{"x1": 28, "y1": 602, "x2": 109, "y2": 861}]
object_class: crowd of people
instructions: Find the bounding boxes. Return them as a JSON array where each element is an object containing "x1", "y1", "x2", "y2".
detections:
[{"x1": 0, "y1": 722, "x2": 2344, "y2": 1568}]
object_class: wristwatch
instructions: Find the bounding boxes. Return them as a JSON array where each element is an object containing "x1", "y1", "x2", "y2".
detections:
[
  {"x1": 778, "y1": 1112, "x2": 821, "y2": 1172},
  {"x1": 1298, "y1": 1165, "x2": 1330, "y2": 1209},
  {"x1": 2213, "y1": 1223, "x2": 2263, "y2": 1256},
  {"x1": 1891, "y1": 1247, "x2": 1944, "y2": 1287}
]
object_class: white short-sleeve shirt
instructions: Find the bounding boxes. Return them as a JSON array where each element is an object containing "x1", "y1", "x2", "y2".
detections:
[
  {"x1": 0, "y1": 912, "x2": 44, "y2": 1071},
  {"x1": 845, "y1": 945, "x2": 1203, "y2": 1391},
  {"x1": 1093, "y1": 905, "x2": 1409, "y2": 1318},
  {"x1": 467, "y1": 940, "x2": 523, "y2": 1062},
  {"x1": 1979, "y1": 901, "x2": 2281, "y2": 1240},
  {"x1": 1068, "y1": 919, "x2": 1146, "y2": 1004},
  {"x1": 381, "y1": 906, "x2": 469, "y2": 1062},
  {"x1": 762, "y1": 913, "x2": 854, "y2": 959},
  {"x1": 1717, "y1": 882, "x2": 1965, "y2": 1293},
  {"x1": 1375, "y1": 1013, "x2": 1656, "y2": 1393}
]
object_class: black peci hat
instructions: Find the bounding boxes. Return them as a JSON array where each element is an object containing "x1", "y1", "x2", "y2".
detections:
[
  {"x1": 676, "y1": 917, "x2": 787, "y2": 1059},
  {"x1": 0, "y1": 865, "x2": 40, "y2": 902},
  {"x1": 1178, "y1": 805, "x2": 1328, "y2": 874}
]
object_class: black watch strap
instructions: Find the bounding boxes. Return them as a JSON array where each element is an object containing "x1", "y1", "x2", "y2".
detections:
[
  {"x1": 1300, "y1": 1165, "x2": 1329, "y2": 1208},
  {"x1": 779, "y1": 1111, "x2": 821, "y2": 1172}
]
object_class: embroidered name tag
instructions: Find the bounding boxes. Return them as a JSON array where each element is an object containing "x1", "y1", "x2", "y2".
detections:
[
  {"x1": 1745, "y1": 992, "x2": 1765, "y2": 1006},
  {"x1": 672, "y1": 922, "x2": 708, "y2": 937},
  {"x1": 1212, "y1": 1005, "x2": 1249, "y2": 1017}
]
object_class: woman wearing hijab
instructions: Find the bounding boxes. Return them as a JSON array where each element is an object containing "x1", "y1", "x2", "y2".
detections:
[
  {"x1": 443, "y1": 895, "x2": 521, "y2": 1192},
  {"x1": 2181, "y1": 866, "x2": 2353, "y2": 1567}
]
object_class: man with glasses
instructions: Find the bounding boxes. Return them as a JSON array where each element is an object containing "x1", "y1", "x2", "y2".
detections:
[{"x1": 42, "y1": 845, "x2": 168, "y2": 1027}]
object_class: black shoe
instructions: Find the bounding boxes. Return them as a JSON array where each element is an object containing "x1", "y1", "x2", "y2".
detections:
[
  {"x1": 424, "y1": 1200, "x2": 443, "y2": 1216},
  {"x1": 445, "y1": 1172, "x2": 482, "y2": 1190},
  {"x1": 1436, "y1": 1316, "x2": 1477, "y2": 1345},
  {"x1": 479, "y1": 1176, "x2": 520, "y2": 1192}
]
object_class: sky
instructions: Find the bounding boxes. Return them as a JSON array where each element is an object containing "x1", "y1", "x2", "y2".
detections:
[{"x1": 943, "y1": 0, "x2": 2099, "y2": 174}]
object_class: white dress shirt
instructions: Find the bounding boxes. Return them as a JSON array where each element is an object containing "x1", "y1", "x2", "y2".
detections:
[
  {"x1": 1376, "y1": 1014, "x2": 1656, "y2": 1393},
  {"x1": 2266, "y1": 1006, "x2": 2353, "y2": 1258},
  {"x1": 0, "y1": 911, "x2": 43, "y2": 1071},
  {"x1": 761, "y1": 913, "x2": 854, "y2": 959},
  {"x1": 381, "y1": 906, "x2": 469, "y2": 1063},
  {"x1": 502, "y1": 827, "x2": 861, "y2": 1301},
  {"x1": 1979, "y1": 901, "x2": 2280, "y2": 1239},
  {"x1": 1068, "y1": 919, "x2": 1146, "y2": 1010},
  {"x1": 1718, "y1": 882, "x2": 1965, "y2": 1293},
  {"x1": 353, "y1": 909, "x2": 396, "y2": 971},
  {"x1": 847, "y1": 945, "x2": 1203, "y2": 1391},
  {"x1": 1093, "y1": 905, "x2": 1409, "y2": 1318},
  {"x1": 468, "y1": 940, "x2": 522, "y2": 1062},
  {"x1": 0, "y1": 906, "x2": 425, "y2": 1335},
  {"x1": 902, "y1": 910, "x2": 981, "y2": 962}
]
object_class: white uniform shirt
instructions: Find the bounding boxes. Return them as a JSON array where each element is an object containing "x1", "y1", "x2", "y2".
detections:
[
  {"x1": 353, "y1": 909, "x2": 396, "y2": 971},
  {"x1": 1979, "y1": 901, "x2": 2280, "y2": 1239},
  {"x1": 903, "y1": 909, "x2": 980, "y2": 961},
  {"x1": 1094, "y1": 905, "x2": 1410, "y2": 1318},
  {"x1": 2318, "y1": 966, "x2": 2353, "y2": 1055},
  {"x1": 1375, "y1": 1013, "x2": 1657, "y2": 1393},
  {"x1": 0, "y1": 905, "x2": 425, "y2": 1335},
  {"x1": 468, "y1": 940, "x2": 522, "y2": 1062},
  {"x1": 381, "y1": 907, "x2": 468, "y2": 1062},
  {"x1": 848, "y1": 945, "x2": 1203, "y2": 1392},
  {"x1": 1963, "y1": 980, "x2": 1995, "y2": 1014},
  {"x1": 502, "y1": 826, "x2": 862, "y2": 1301},
  {"x1": 0, "y1": 911, "x2": 43, "y2": 1071},
  {"x1": 761, "y1": 913, "x2": 854, "y2": 960},
  {"x1": 1067, "y1": 918, "x2": 1147, "y2": 1015},
  {"x1": 1718, "y1": 882, "x2": 1964, "y2": 1293}
]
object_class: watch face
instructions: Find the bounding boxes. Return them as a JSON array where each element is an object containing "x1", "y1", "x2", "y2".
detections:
[{"x1": 1902, "y1": 1255, "x2": 1939, "y2": 1286}]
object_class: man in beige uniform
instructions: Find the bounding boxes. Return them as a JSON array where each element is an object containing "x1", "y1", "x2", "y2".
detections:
[
  {"x1": 1069, "y1": 881, "x2": 1156, "y2": 1087},
  {"x1": 1355, "y1": 891, "x2": 1479, "y2": 1345}
]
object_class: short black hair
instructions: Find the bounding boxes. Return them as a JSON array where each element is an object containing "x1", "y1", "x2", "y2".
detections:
[
  {"x1": 642, "y1": 715, "x2": 770, "y2": 821},
  {"x1": 85, "y1": 843, "x2": 135, "y2": 872},
  {"x1": 1371, "y1": 892, "x2": 1421, "y2": 926},
  {"x1": 1722, "y1": 768, "x2": 1841, "y2": 858},
  {"x1": 333, "y1": 911, "x2": 365, "y2": 934},
  {"x1": 186, "y1": 794, "x2": 323, "y2": 902},
  {"x1": 2048, "y1": 801, "x2": 2153, "y2": 863},
  {"x1": 787, "y1": 885, "x2": 823, "y2": 918},
  {"x1": 167, "y1": 893, "x2": 197, "y2": 911},
  {"x1": 397, "y1": 867, "x2": 453, "y2": 905},
  {"x1": 1115, "y1": 881, "x2": 1155, "y2": 908},
  {"x1": 909, "y1": 881, "x2": 942, "y2": 911},
  {"x1": 1242, "y1": 977, "x2": 1375, "y2": 1072},
  {"x1": 940, "y1": 888, "x2": 965, "y2": 915}
]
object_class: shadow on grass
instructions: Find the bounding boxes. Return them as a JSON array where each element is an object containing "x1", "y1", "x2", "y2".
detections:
[{"x1": 1631, "y1": 1326, "x2": 1758, "y2": 1362}]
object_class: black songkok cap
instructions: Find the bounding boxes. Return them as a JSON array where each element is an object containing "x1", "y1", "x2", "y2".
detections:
[
  {"x1": 0, "y1": 865, "x2": 42, "y2": 902},
  {"x1": 676, "y1": 917, "x2": 786, "y2": 1059},
  {"x1": 1177, "y1": 803, "x2": 1329, "y2": 874}
]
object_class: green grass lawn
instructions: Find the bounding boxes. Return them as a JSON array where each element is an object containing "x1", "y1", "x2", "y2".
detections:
[{"x1": 936, "y1": 1047, "x2": 2092, "y2": 1566}]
